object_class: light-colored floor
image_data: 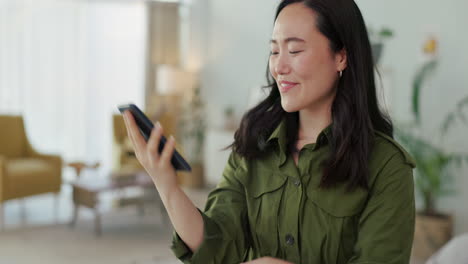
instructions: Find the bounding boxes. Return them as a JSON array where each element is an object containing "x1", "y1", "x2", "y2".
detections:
[
  {"x1": 0, "y1": 180, "x2": 211, "y2": 264},
  {"x1": 1, "y1": 180, "x2": 424, "y2": 264}
]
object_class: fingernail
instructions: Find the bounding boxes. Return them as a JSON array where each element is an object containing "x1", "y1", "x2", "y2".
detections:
[
  {"x1": 156, "y1": 122, "x2": 161, "y2": 128},
  {"x1": 169, "y1": 135, "x2": 175, "y2": 141}
]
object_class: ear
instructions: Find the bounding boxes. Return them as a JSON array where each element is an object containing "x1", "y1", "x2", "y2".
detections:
[{"x1": 335, "y1": 48, "x2": 347, "y2": 72}]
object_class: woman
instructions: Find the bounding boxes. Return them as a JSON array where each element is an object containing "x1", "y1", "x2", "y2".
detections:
[{"x1": 123, "y1": 0, "x2": 416, "y2": 263}]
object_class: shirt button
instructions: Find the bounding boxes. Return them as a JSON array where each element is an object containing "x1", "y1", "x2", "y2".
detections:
[
  {"x1": 285, "y1": 234, "x2": 295, "y2": 245},
  {"x1": 293, "y1": 179, "x2": 301, "y2": 187}
]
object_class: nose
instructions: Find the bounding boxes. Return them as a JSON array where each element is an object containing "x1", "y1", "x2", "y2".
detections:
[{"x1": 274, "y1": 53, "x2": 291, "y2": 76}]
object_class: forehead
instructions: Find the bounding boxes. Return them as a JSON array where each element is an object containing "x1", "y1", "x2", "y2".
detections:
[{"x1": 272, "y1": 3, "x2": 319, "y2": 41}]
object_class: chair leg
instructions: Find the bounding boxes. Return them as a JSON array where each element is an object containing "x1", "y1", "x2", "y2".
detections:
[
  {"x1": 69, "y1": 203, "x2": 79, "y2": 228},
  {"x1": 54, "y1": 192, "x2": 60, "y2": 224},
  {"x1": 94, "y1": 208, "x2": 101, "y2": 237},
  {"x1": 0, "y1": 202, "x2": 4, "y2": 231},
  {"x1": 19, "y1": 198, "x2": 26, "y2": 224}
]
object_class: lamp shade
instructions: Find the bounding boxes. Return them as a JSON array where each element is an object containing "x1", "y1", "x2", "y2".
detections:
[{"x1": 155, "y1": 65, "x2": 196, "y2": 95}]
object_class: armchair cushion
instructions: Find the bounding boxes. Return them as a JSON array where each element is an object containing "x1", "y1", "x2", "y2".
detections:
[{"x1": 4, "y1": 158, "x2": 61, "y2": 200}]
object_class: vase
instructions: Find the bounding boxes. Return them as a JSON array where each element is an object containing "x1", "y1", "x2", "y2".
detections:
[{"x1": 412, "y1": 212, "x2": 453, "y2": 261}]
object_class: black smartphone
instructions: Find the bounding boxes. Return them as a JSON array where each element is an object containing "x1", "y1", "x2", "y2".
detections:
[{"x1": 118, "y1": 103, "x2": 191, "y2": 172}]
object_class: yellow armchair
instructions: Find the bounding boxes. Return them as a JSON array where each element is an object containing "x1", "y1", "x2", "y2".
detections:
[
  {"x1": 0, "y1": 115, "x2": 62, "y2": 228},
  {"x1": 112, "y1": 114, "x2": 142, "y2": 171}
]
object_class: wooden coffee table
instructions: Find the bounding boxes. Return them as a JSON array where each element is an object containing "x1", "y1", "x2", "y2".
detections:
[{"x1": 69, "y1": 170, "x2": 156, "y2": 236}]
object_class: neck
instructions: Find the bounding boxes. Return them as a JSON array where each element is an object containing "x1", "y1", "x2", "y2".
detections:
[{"x1": 297, "y1": 103, "x2": 333, "y2": 143}]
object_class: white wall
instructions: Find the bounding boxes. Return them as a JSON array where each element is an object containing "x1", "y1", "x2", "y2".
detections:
[
  {"x1": 83, "y1": 2, "x2": 146, "y2": 171},
  {"x1": 191, "y1": 0, "x2": 468, "y2": 234},
  {"x1": 189, "y1": 0, "x2": 279, "y2": 128}
]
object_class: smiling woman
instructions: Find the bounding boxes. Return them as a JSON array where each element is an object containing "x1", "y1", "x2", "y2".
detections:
[
  {"x1": 232, "y1": 0, "x2": 393, "y2": 192},
  {"x1": 123, "y1": 0, "x2": 417, "y2": 263}
]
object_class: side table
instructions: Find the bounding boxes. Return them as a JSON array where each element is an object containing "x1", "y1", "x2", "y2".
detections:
[
  {"x1": 67, "y1": 161, "x2": 100, "y2": 179},
  {"x1": 69, "y1": 171, "x2": 155, "y2": 236}
]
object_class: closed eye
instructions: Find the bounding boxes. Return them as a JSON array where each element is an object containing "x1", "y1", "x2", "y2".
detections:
[{"x1": 270, "y1": 51, "x2": 303, "y2": 56}]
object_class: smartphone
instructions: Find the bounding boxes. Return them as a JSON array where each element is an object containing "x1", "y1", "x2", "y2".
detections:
[{"x1": 118, "y1": 103, "x2": 191, "y2": 172}]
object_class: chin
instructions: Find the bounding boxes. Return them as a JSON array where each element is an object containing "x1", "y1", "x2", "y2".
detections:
[{"x1": 280, "y1": 98, "x2": 301, "y2": 113}]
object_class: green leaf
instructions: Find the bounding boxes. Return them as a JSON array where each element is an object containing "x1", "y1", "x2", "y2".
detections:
[
  {"x1": 441, "y1": 112, "x2": 456, "y2": 136},
  {"x1": 379, "y1": 28, "x2": 394, "y2": 38},
  {"x1": 440, "y1": 94, "x2": 468, "y2": 135},
  {"x1": 394, "y1": 125, "x2": 467, "y2": 212},
  {"x1": 456, "y1": 95, "x2": 468, "y2": 125},
  {"x1": 457, "y1": 94, "x2": 468, "y2": 108},
  {"x1": 412, "y1": 60, "x2": 438, "y2": 123}
]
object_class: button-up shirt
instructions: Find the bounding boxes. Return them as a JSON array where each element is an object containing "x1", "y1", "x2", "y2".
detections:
[{"x1": 171, "y1": 119, "x2": 416, "y2": 264}]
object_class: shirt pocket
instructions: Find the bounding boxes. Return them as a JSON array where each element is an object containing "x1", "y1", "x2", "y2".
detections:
[
  {"x1": 246, "y1": 173, "x2": 288, "y2": 257},
  {"x1": 305, "y1": 184, "x2": 368, "y2": 262},
  {"x1": 306, "y1": 184, "x2": 368, "y2": 217}
]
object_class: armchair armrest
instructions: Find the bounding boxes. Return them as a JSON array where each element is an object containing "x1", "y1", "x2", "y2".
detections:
[
  {"x1": 25, "y1": 141, "x2": 63, "y2": 190},
  {"x1": 30, "y1": 153, "x2": 63, "y2": 174},
  {"x1": 27, "y1": 151, "x2": 63, "y2": 192},
  {"x1": 32, "y1": 153, "x2": 62, "y2": 165},
  {"x1": 25, "y1": 141, "x2": 62, "y2": 167}
]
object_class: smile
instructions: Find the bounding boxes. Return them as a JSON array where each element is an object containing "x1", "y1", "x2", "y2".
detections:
[{"x1": 279, "y1": 81, "x2": 298, "y2": 93}]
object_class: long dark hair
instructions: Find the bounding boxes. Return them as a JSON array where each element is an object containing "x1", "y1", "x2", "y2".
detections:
[{"x1": 229, "y1": 0, "x2": 393, "y2": 191}]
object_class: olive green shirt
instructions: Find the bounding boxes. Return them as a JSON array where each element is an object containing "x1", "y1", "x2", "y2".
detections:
[{"x1": 171, "y1": 120, "x2": 416, "y2": 264}]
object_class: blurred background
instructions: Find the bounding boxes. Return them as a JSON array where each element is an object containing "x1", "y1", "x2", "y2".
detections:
[{"x1": 0, "y1": 0, "x2": 467, "y2": 263}]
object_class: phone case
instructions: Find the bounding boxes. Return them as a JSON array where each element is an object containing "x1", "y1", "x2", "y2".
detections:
[{"x1": 118, "y1": 103, "x2": 192, "y2": 172}]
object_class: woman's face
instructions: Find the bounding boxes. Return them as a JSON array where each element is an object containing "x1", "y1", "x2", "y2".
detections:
[{"x1": 269, "y1": 3, "x2": 346, "y2": 113}]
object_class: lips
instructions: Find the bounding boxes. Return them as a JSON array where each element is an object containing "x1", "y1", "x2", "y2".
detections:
[{"x1": 279, "y1": 80, "x2": 298, "y2": 93}]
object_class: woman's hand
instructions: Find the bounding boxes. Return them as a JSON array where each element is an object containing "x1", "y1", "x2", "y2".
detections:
[
  {"x1": 122, "y1": 111, "x2": 178, "y2": 196},
  {"x1": 241, "y1": 257, "x2": 293, "y2": 264}
]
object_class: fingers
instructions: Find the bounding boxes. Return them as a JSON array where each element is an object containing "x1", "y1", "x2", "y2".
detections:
[
  {"x1": 123, "y1": 111, "x2": 145, "y2": 152},
  {"x1": 147, "y1": 122, "x2": 163, "y2": 160},
  {"x1": 123, "y1": 111, "x2": 175, "y2": 169},
  {"x1": 160, "y1": 135, "x2": 176, "y2": 167}
]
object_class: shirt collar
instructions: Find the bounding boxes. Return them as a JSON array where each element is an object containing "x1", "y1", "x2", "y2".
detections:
[{"x1": 267, "y1": 118, "x2": 333, "y2": 166}]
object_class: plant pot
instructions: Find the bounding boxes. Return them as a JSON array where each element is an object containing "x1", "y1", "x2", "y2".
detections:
[
  {"x1": 412, "y1": 212, "x2": 453, "y2": 261},
  {"x1": 177, "y1": 163, "x2": 204, "y2": 188}
]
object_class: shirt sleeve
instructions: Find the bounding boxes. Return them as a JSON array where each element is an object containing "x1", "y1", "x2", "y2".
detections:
[
  {"x1": 171, "y1": 152, "x2": 251, "y2": 264},
  {"x1": 347, "y1": 153, "x2": 416, "y2": 264}
]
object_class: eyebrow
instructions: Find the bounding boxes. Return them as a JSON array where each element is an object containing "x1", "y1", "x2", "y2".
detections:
[{"x1": 270, "y1": 37, "x2": 306, "y2": 44}]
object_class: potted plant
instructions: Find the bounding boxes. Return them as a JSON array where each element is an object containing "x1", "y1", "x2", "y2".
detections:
[
  {"x1": 223, "y1": 105, "x2": 237, "y2": 131},
  {"x1": 395, "y1": 37, "x2": 468, "y2": 261},
  {"x1": 177, "y1": 86, "x2": 206, "y2": 188},
  {"x1": 368, "y1": 26, "x2": 394, "y2": 64}
]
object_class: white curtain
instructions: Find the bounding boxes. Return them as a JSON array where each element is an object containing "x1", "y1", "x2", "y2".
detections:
[{"x1": 0, "y1": 0, "x2": 146, "y2": 174}]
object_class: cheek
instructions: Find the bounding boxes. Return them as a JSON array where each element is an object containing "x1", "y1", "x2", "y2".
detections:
[
  {"x1": 293, "y1": 56, "x2": 313, "y2": 77},
  {"x1": 294, "y1": 53, "x2": 335, "y2": 82}
]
